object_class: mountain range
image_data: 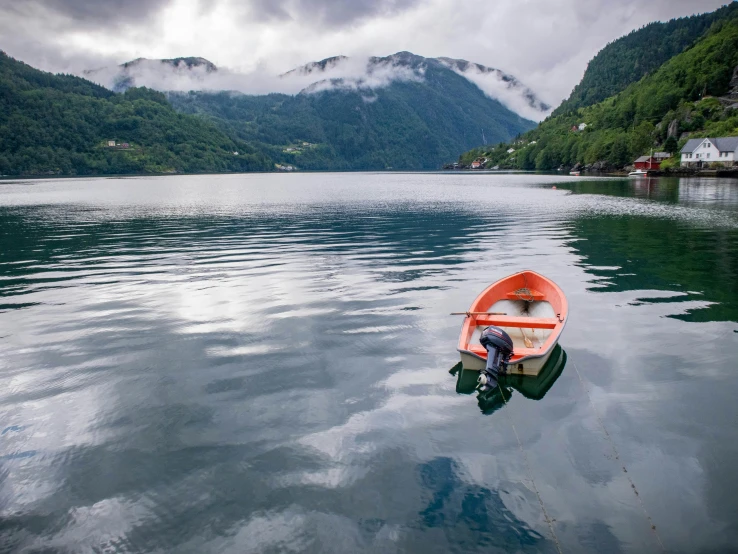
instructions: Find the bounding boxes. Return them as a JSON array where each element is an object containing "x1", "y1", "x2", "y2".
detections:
[{"x1": 1, "y1": 49, "x2": 543, "y2": 174}]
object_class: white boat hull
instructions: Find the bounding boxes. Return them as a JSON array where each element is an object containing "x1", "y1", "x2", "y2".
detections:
[{"x1": 459, "y1": 345, "x2": 556, "y2": 377}]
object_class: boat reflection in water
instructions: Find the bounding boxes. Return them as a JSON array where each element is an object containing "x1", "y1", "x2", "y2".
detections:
[{"x1": 450, "y1": 344, "x2": 567, "y2": 415}]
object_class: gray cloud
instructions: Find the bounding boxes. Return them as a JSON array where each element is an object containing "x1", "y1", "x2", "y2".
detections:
[
  {"x1": 9, "y1": 0, "x2": 173, "y2": 25},
  {"x1": 238, "y1": 0, "x2": 420, "y2": 26}
]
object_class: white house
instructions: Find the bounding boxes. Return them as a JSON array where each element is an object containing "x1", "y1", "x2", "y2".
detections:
[
  {"x1": 507, "y1": 148, "x2": 515, "y2": 154},
  {"x1": 681, "y1": 137, "x2": 738, "y2": 166},
  {"x1": 578, "y1": 123, "x2": 588, "y2": 131}
]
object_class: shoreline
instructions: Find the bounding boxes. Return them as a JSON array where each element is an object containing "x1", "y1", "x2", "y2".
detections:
[
  {"x1": 5, "y1": 167, "x2": 738, "y2": 182},
  {"x1": 600, "y1": 168, "x2": 738, "y2": 178}
]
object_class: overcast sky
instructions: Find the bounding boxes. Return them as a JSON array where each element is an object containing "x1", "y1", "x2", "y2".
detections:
[{"x1": 0, "y1": 0, "x2": 731, "y2": 105}]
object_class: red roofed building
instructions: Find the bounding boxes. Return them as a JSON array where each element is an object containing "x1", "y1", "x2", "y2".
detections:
[{"x1": 633, "y1": 152, "x2": 670, "y2": 170}]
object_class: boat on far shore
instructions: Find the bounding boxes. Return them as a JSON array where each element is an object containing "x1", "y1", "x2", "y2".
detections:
[{"x1": 628, "y1": 168, "x2": 650, "y2": 177}]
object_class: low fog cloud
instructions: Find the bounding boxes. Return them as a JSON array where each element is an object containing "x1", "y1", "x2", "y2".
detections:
[
  {"x1": 83, "y1": 55, "x2": 428, "y2": 96},
  {"x1": 437, "y1": 59, "x2": 552, "y2": 121}
]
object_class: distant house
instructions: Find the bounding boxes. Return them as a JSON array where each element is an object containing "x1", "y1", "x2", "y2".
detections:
[
  {"x1": 120, "y1": 143, "x2": 130, "y2": 149},
  {"x1": 634, "y1": 154, "x2": 669, "y2": 170},
  {"x1": 681, "y1": 137, "x2": 738, "y2": 166},
  {"x1": 107, "y1": 140, "x2": 116, "y2": 147},
  {"x1": 471, "y1": 157, "x2": 487, "y2": 169},
  {"x1": 507, "y1": 148, "x2": 515, "y2": 154},
  {"x1": 578, "y1": 123, "x2": 588, "y2": 131}
]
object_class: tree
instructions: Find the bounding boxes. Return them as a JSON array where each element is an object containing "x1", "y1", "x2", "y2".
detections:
[
  {"x1": 610, "y1": 135, "x2": 630, "y2": 167},
  {"x1": 664, "y1": 135, "x2": 678, "y2": 154}
]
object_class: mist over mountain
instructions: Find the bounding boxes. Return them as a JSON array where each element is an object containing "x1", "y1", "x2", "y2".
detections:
[
  {"x1": 436, "y1": 57, "x2": 551, "y2": 118},
  {"x1": 83, "y1": 51, "x2": 551, "y2": 122},
  {"x1": 280, "y1": 52, "x2": 552, "y2": 121},
  {"x1": 84, "y1": 57, "x2": 221, "y2": 94}
]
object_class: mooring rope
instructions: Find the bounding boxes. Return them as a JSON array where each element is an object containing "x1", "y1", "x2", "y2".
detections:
[
  {"x1": 570, "y1": 360, "x2": 666, "y2": 552},
  {"x1": 498, "y1": 385, "x2": 564, "y2": 554},
  {"x1": 514, "y1": 287, "x2": 536, "y2": 302},
  {"x1": 514, "y1": 273, "x2": 536, "y2": 303}
]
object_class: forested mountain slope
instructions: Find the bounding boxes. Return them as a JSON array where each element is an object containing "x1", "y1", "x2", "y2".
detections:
[
  {"x1": 0, "y1": 52, "x2": 271, "y2": 176},
  {"x1": 554, "y1": 2, "x2": 738, "y2": 116},
  {"x1": 460, "y1": 14, "x2": 738, "y2": 171}
]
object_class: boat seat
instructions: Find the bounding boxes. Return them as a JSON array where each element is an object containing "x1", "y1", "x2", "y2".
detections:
[
  {"x1": 505, "y1": 289, "x2": 545, "y2": 301},
  {"x1": 473, "y1": 315, "x2": 559, "y2": 329}
]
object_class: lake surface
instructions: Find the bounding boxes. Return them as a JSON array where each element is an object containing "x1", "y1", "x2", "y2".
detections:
[{"x1": 1, "y1": 173, "x2": 737, "y2": 553}]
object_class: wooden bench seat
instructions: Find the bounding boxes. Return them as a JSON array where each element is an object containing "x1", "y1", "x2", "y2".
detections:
[{"x1": 473, "y1": 315, "x2": 559, "y2": 329}]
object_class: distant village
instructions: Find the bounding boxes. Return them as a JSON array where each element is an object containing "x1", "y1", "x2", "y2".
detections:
[
  {"x1": 103, "y1": 139, "x2": 306, "y2": 172},
  {"x1": 273, "y1": 142, "x2": 319, "y2": 171},
  {"x1": 282, "y1": 142, "x2": 315, "y2": 155},
  {"x1": 446, "y1": 127, "x2": 738, "y2": 175}
]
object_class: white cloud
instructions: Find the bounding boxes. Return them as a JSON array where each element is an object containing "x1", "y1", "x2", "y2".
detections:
[
  {"x1": 290, "y1": 56, "x2": 426, "y2": 94},
  {"x1": 437, "y1": 58, "x2": 552, "y2": 122}
]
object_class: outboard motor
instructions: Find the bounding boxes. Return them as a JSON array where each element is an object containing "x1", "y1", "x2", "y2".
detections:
[{"x1": 477, "y1": 326, "x2": 514, "y2": 392}]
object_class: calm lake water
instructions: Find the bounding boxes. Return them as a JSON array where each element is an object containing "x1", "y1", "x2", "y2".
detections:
[{"x1": 1, "y1": 173, "x2": 737, "y2": 553}]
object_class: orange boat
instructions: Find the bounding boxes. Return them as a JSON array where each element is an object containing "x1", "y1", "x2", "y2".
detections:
[{"x1": 457, "y1": 270, "x2": 567, "y2": 376}]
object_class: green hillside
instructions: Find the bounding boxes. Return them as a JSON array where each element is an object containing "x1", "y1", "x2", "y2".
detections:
[
  {"x1": 554, "y1": 2, "x2": 738, "y2": 116},
  {"x1": 461, "y1": 13, "x2": 738, "y2": 171},
  {"x1": 168, "y1": 54, "x2": 536, "y2": 171},
  {"x1": 0, "y1": 51, "x2": 271, "y2": 176}
]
